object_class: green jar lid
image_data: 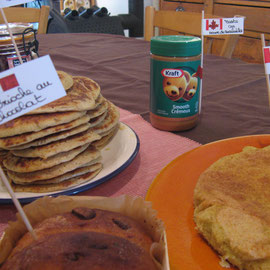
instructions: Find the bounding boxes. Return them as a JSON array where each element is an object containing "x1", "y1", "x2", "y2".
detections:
[{"x1": 150, "y1": 35, "x2": 201, "y2": 57}]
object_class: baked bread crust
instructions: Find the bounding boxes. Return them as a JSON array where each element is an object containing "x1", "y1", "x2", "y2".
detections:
[
  {"x1": 1, "y1": 231, "x2": 157, "y2": 270},
  {"x1": 10, "y1": 207, "x2": 153, "y2": 255},
  {"x1": 1, "y1": 207, "x2": 157, "y2": 270}
]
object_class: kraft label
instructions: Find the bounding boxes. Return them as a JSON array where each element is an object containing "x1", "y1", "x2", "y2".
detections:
[{"x1": 150, "y1": 58, "x2": 202, "y2": 118}]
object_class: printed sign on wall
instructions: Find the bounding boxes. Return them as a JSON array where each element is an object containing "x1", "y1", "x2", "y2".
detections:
[
  {"x1": 0, "y1": 55, "x2": 66, "y2": 125},
  {"x1": 0, "y1": 0, "x2": 33, "y2": 8}
]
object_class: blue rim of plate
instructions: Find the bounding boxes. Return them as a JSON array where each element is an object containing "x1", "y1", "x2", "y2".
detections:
[{"x1": 0, "y1": 123, "x2": 140, "y2": 204}]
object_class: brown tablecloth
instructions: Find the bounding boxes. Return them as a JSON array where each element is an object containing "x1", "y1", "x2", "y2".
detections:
[
  {"x1": 38, "y1": 33, "x2": 270, "y2": 144},
  {"x1": 0, "y1": 32, "x2": 270, "y2": 253}
]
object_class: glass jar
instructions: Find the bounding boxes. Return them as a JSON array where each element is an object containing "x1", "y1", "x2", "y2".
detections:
[
  {"x1": 150, "y1": 35, "x2": 202, "y2": 131},
  {"x1": 0, "y1": 23, "x2": 39, "y2": 72}
]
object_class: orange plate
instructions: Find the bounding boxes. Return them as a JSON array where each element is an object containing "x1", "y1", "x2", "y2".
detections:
[{"x1": 146, "y1": 134, "x2": 270, "y2": 270}]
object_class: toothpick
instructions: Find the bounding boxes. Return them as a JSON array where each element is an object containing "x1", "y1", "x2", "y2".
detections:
[
  {"x1": 0, "y1": 167, "x2": 37, "y2": 240},
  {"x1": 261, "y1": 34, "x2": 270, "y2": 108},
  {"x1": 0, "y1": 8, "x2": 23, "y2": 65},
  {"x1": 199, "y1": 10, "x2": 204, "y2": 115}
]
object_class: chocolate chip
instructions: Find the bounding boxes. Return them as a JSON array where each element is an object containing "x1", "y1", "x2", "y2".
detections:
[
  {"x1": 78, "y1": 222, "x2": 88, "y2": 228},
  {"x1": 71, "y1": 208, "x2": 96, "y2": 220},
  {"x1": 112, "y1": 218, "x2": 130, "y2": 230},
  {"x1": 65, "y1": 252, "x2": 84, "y2": 261},
  {"x1": 89, "y1": 244, "x2": 108, "y2": 250}
]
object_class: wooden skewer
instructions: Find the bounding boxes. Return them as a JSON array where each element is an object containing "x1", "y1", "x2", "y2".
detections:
[
  {"x1": 0, "y1": 8, "x2": 23, "y2": 65},
  {"x1": 0, "y1": 4, "x2": 37, "y2": 242},
  {"x1": 199, "y1": 10, "x2": 204, "y2": 115},
  {"x1": 261, "y1": 34, "x2": 270, "y2": 108},
  {"x1": 0, "y1": 167, "x2": 37, "y2": 240}
]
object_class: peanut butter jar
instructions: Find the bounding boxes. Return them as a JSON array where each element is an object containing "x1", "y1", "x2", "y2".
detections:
[{"x1": 150, "y1": 36, "x2": 202, "y2": 131}]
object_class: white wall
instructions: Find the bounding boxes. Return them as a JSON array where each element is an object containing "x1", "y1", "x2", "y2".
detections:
[
  {"x1": 94, "y1": 0, "x2": 159, "y2": 37},
  {"x1": 96, "y1": 0, "x2": 159, "y2": 16},
  {"x1": 144, "y1": 0, "x2": 159, "y2": 10},
  {"x1": 96, "y1": 0, "x2": 157, "y2": 37},
  {"x1": 96, "y1": 0, "x2": 129, "y2": 15}
]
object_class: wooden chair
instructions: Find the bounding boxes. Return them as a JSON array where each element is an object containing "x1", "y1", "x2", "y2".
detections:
[
  {"x1": 0, "y1": 6, "x2": 50, "y2": 34},
  {"x1": 144, "y1": 6, "x2": 240, "y2": 58}
]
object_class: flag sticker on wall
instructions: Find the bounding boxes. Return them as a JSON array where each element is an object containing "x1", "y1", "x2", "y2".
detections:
[
  {"x1": 263, "y1": 47, "x2": 270, "y2": 74},
  {"x1": 0, "y1": 74, "x2": 19, "y2": 91},
  {"x1": 202, "y1": 17, "x2": 244, "y2": 35}
]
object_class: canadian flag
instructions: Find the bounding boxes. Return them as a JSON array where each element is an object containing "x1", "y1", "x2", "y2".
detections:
[
  {"x1": 264, "y1": 47, "x2": 270, "y2": 74},
  {"x1": 205, "y1": 19, "x2": 223, "y2": 31}
]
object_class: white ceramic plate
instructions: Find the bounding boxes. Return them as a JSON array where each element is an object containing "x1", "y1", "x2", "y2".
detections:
[{"x1": 0, "y1": 122, "x2": 140, "y2": 204}]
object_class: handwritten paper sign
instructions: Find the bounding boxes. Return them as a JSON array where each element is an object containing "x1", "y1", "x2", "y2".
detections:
[
  {"x1": 0, "y1": 0, "x2": 33, "y2": 8},
  {"x1": 263, "y1": 47, "x2": 270, "y2": 74},
  {"x1": 202, "y1": 17, "x2": 244, "y2": 35},
  {"x1": 0, "y1": 55, "x2": 66, "y2": 125}
]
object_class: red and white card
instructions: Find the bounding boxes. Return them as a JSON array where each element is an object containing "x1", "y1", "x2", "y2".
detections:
[
  {"x1": 263, "y1": 47, "x2": 270, "y2": 74},
  {"x1": 202, "y1": 17, "x2": 244, "y2": 35},
  {"x1": 0, "y1": 55, "x2": 66, "y2": 125}
]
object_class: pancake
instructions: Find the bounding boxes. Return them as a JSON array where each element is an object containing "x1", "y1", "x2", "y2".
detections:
[
  {"x1": 193, "y1": 145, "x2": 270, "y2": 270},
  {"x1": 87, "y1": 98, "x2": 108, "y2": 119},
  {"x1": 8, "y1": 123, "x2": 91, "y2": 150},
  {"x1": 3, "y1": 144, "x2": 89, "y2": 173},
  {"x1": 11, "y1": 165, "x2": 102, "y2": 193},
  {"x1": 0, "y1": 111, "x2": 86, "y2": 138},
  {"x1": 73, "y1": 76, "x2": 100, "y2": 101},
  {"x1": 27, "y1": 76, "x2": 98, "y2": 114},
  {"x1": 93, "y1": 124, "x2": 119, "y2": 150},
  {"x1": 33, "y1": 158, "x2": 102, "y2": 185},
  {"x1": 57, "y1": 70, "x2": 73, "y2": 90},
  {"x1": 7, "y1": 145, "x2": 101, "y2": 183},
  {"x1": 0, "y1": 149, "x2": 8, "y2": 166},
  {"x1": 91, "y1": 102, "x2": 119, "y2": 134},
  {"x1": 12, "y1": 162, "x2": 101, "y2": 186},
  {"x1": 11, "y1": 129, "x2": 101, "y2": 159},
  {"x1": 0, "y1": 115, "x2": 91, "y2": 149},
  {"x1": 89, "y1": 111, "x2": 107, "y2": 128},
  {"x1": 92, "y1": 94, "x2": 105, "y2": 109}
]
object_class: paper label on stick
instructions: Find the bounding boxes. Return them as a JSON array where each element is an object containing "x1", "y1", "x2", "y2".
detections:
[
  {"x1": 202, "y1": 17, "x2": 244, "y2": 35},
  {"x1": 264, "y1": 47, "x2": 270, "y2": 74},
  {"x1": 0, "y1": 55, "x2": 66, "y2": 125},
  {"x1": 0, "y1": 0, "x2": 33, "y2": 8}
]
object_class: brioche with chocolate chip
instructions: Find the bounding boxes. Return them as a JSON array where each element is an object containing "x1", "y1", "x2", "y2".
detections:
[
  {"x1": 1, "y1": 232, "x2": 157, "y2": 270},
  {"x1": 1, "y1": 208, "x2": 158, "y2": 270}
]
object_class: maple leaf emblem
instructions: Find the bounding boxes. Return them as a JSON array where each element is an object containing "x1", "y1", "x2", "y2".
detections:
[{"x1": 209, "y1": 20, "x2": 219, "y2": 30}]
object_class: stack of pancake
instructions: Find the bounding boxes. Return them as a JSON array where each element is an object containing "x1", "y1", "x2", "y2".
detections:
[{"x1": 0, "y1": 71, "x2": 120, "y2": 193}]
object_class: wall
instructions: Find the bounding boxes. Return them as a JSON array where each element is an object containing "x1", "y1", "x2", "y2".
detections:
[
  {"x1": 97, "y1": 0, "x2": 159, "y2": 15},
  {"x1": 96, "y1": 0, "x2": 128, "y2": 15},
  {"x1": 96, "y1": 0, "x2": 159, "y2": 37}
]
